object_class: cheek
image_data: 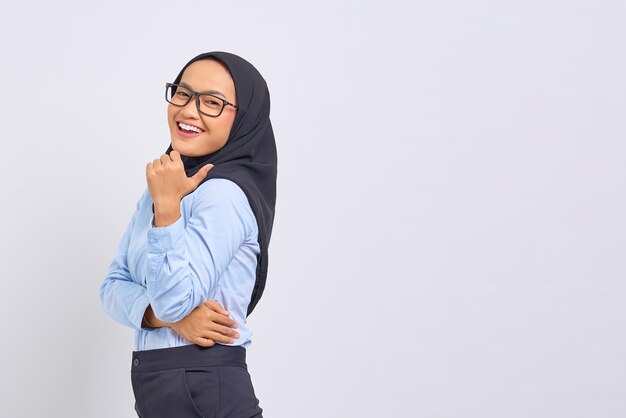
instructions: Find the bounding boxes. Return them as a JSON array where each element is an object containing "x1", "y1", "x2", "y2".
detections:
[
  {"x1": 206, "y1": 116, "x2": 234, "y2": 140},
  {"x1": 218, "y1": 114, "x2": 236, "y2": 136},
  {"x1": 167, "y1": 107, "x2": 178, "y2": 128}
]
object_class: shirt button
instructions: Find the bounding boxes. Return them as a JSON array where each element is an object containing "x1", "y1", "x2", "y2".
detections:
[
  {"x1": 149, "y1": 238, "x2": 157, "y2": 244},
  {"x1": 133, "y1": 358, "x2": 140, "y2": 367}
]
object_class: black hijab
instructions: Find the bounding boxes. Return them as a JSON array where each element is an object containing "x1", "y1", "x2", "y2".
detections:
[{"x1": 154, "y1": 51, "x2": 277, "y2": 317}]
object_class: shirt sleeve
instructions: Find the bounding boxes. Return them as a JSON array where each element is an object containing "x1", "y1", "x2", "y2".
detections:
[
  {"x1": 146, "y1": 178, "x2": 255, "y2": 323},
  {"x1": 99, "y1": 190, "x2": 151, "y2": 330}
]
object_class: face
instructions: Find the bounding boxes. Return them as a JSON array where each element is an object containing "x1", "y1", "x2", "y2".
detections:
[{"x1": 167, "y1": 59, "x2": 238, "y2": 157}]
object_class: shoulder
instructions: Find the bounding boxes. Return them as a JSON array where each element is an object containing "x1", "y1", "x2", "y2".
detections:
[
  {"x1": 193, "y1": 178, "x2": 248, "y2": 205},
  {"x1": 191, "y1": 178, "x2": 257, "y2": 235}
]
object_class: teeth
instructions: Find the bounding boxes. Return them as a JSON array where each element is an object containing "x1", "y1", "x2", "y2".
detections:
[{"x1": 178, "y1": 122, "x2": 202, "y2": 133}]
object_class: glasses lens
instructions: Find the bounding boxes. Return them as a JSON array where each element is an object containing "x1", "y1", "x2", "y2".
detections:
[
  {"x1": 199, "y1": 94, "x2": 224, "y2": 116},
  {"x1": 166, "y1": 85, "x2": 192, "y2": 106}
]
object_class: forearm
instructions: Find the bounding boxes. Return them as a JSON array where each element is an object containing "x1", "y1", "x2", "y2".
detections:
[
  {"x1": 100, "y1": 278, "x2": 150, "y2": 330},
  {"x1": 145, "y1": 222, "x2": 207, "y2": 322},
  {"x1": 142, "y1": 304, "x2": 173, "y2": 328},
  {"x1": 145, "y1": 216, "x2": 222, "y2": 323},
  {"x1": 100, "y1": 191, "x2": 149, "y2": 330}
]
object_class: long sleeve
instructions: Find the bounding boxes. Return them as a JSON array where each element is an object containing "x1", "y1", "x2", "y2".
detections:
[
  {"x1": 146, "y1": 178, "x2": 255, "y2": 323},
  {"x1": 99, "y1": 190, "x2": 150, "y2": 330}
]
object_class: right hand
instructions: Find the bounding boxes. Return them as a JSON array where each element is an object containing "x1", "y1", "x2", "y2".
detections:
[{"x1": 170, "y1": 300, "x2": 240, "y2": 347}]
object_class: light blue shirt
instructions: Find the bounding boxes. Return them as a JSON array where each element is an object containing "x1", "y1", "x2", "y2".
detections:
[{"x1": 99, "y1": 178, "x2": 260, "y2": 351}]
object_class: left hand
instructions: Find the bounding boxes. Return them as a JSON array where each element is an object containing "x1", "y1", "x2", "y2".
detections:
[
  {"x1": 146, "y1": 150, "x2": 213, "y2": 206},
  {"x1": 169, "y1": 300, "x2": 240, "y2": 347}
]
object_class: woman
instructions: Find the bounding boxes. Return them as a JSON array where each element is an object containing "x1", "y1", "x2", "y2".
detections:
[{"x1": 99, "y1": 51, "x2": 277, "y2": 418}]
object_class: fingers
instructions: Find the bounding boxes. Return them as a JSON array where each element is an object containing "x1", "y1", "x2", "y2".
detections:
[
  {"x1": 189, "y1": 163, "x2": 213, "y2": 186},
  {"x1": 170, "y1": 150, "x2": 182, "y2": 163},
  {"x1": 214, "y1": 315, "x2": 238, "y2": 328},
  {"x1": 159, "y1": 154, "x2": 172, "y2": 165},
  {"x1": 202, "y1": 306, "x2": 238, "y2": 328},
  {"x1": 148, "y1": 152, "x2": 180, "y2": 170},
  {"x1": 204, "y1": 300, "x2": 229, "y2": 316},
  {"x1": 211, "y1": 323, "x2": 240, "y2": 339},
  {"x1": 195, "y1": 337, "x2": 215, "y2": 347},
  {"x1": 146, "y1": 158, "x2": 163, "y2": 178},
  {"x1": 165, "y1": 150, "x2": 184, "y2": 167},
  {"x1": 203, "y1": 331, "x2": 237, "y2": 344}
]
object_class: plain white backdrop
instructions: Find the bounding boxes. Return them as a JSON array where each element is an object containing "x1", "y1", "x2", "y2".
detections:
[{"x1": 0, "y1": 1, "x2": 624, "y2": 417}]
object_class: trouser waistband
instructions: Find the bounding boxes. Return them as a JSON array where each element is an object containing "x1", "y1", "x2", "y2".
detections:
[{"x1": 131, "y1": 344, "x2": 247, "y2": 373}]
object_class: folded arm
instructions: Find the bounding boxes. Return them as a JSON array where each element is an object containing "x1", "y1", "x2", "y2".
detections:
[
  {"x1": 145, "y1": 178, "x2": 254, "y2": 323},
  {"x1": 142, "y1": 300, "x2": 240, "y2": 346},
  {"x1": 99, "y1": 190, "x2": 151, "y2": 330}
]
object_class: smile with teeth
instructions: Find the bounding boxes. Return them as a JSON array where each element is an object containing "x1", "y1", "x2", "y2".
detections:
[{"x1": 178, "y1": 122, "x2": 204, "y2": 133}]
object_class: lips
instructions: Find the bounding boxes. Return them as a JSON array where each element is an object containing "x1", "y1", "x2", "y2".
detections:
[
  {"x1": 177, "y1": 121, "x2": 204, "y2": 133},
  {"x1": 175, "y1": 120, "x2": 207, "y2": 139}
]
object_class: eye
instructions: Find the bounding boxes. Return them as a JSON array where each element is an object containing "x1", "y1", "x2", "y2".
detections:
[
  {"x1": 203, "y1": 98, "x2": 222, "y2": 107},
  {"x1": 176, "y1": 91, "x2": 191, "y2": 98}
]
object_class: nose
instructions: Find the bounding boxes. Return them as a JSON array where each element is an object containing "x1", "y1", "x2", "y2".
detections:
[{"x1": 180, "y1": 95, "x2": 200, "y2": 118}]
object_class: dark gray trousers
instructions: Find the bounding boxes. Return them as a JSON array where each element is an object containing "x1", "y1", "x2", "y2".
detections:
[{"x1": 131, "y1": 344, "x2": 263, "y2": 418}]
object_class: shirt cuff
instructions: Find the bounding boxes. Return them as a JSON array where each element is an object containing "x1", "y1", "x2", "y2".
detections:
[
  {"x1": 147, "y1": 213, "x2": 185, "y2": 252},
  {"x1": 131, "y1": 292, "x2": 151, "y2": 330}
]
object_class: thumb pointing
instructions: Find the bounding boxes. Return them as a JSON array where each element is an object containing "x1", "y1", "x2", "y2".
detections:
[{"x1": 191, "y1": 164, "x2": 214, "y2": 184}]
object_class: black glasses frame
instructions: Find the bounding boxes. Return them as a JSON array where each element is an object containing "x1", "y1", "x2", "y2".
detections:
[{"x1": 165, "y1": 82, "x2": 239, "y2": 117}]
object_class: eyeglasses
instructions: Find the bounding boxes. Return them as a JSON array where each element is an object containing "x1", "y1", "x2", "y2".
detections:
[{"x1": 165, "y1": 82, "x2": 239, "y2": 117}]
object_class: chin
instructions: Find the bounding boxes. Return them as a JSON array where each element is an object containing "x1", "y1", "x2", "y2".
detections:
[
  {"x1": 170, "y1": 138, "x2": 193, "y2": 156},
  {"x1": 171, "y1": 139, "x2": 211, "y2": 158}
]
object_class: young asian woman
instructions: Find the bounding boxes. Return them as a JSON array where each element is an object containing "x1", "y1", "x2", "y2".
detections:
[{"x1": 99, "y1": 51, "x2": 277, "y2": 418}]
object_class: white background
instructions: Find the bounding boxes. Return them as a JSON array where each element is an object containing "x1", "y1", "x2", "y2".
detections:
[{"x1": 0, "y1": 1, "x2": 625, "y2": 417}]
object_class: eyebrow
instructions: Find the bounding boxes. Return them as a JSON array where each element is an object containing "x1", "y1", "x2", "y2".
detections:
[{"x1": 179, "y1": 82, "x2": 227, "y2": 99}]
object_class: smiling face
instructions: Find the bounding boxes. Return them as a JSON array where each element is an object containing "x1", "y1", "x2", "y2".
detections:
[{"x1": 167, "y1": 59, "x2": 238, "y2": 157}]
